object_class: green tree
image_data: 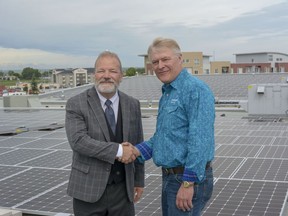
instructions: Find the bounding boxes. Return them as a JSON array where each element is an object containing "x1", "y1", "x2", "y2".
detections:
[
  {"x1": 13, "y1": 72, "x2": 21, "y2": 79},
  {"x1": 22, "y1": 67, "x2": 41, "y2": 80},
  {"x1": 8, "y1": 70, "x2": 15, "y2": 76},
  {"x1": 42, "y1": 70, "x2": 52, "y2": 77},
  {"x1": 30, "y1": 76, "x2": 39, "y2": 94},
  {"x1": 125, "y1": 67, "x2": 136, "y2": 76}
]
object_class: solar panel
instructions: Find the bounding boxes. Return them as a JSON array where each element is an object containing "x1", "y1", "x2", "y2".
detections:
[{"x1": 213, "y1": 157, "x2": 245, "y2": 178}]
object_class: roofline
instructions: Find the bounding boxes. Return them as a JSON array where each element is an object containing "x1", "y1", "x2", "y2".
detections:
[{"x1": 234, "y1": 52, "x2": 288, "y2": 56}]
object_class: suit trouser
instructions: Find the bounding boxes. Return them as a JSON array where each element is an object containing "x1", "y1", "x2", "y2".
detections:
[{"x1": 73, "y1": 181, "x2": 135, "y2": 216}]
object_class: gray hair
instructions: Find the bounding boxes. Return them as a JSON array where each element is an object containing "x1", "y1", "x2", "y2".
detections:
[{"x1": 94, "y1": 51, "x2": 123, "y2": 72}]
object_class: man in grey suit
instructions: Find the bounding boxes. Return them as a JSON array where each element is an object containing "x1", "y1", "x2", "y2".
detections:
[{"x1": 65, "y1": 51, "x2": 145, "y2": 216}]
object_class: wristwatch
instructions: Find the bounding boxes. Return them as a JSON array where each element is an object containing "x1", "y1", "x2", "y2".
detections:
[{"x1": 183, "y1": 181, "x2": 194, "y2": 188}]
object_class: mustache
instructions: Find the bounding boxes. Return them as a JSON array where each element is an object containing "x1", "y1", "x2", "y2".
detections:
[{"x1": 98, "y1": 78, "x2": 115, "y2": 83}]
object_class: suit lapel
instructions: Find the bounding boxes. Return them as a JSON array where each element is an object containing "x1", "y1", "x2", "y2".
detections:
[
  {"x1": 87, "y1": 87, "x2": 110, "y2": 141},
  {"x1": 119, "y1": 91, "x2": 130, "y2": 141}
]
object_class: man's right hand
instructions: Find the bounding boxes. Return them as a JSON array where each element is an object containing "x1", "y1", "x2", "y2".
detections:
[{"x1": 120, "y1": 142, "x2": 137, "y2": 164}]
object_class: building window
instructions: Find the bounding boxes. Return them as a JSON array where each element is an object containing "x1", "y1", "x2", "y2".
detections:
[
  {"x1": 194, "y1": 59, "x2": 200, "y2": 65},
  {"x1": 194, "y1": 70, "x2": 199, "y2": 74},
  {"x1": 222, "y1": 67, "x2": 229, "y2": 73},
  {"x1": 215, "y1": 69, "x2": 218, "y2": 74},
  {"x1": 268, "y1": 55, "x2": 273, "y2": 61}
]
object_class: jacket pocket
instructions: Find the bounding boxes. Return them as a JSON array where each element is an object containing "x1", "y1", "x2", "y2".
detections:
[{"x1": 72, "y1": 160, "x2": 90, "y2": 174}]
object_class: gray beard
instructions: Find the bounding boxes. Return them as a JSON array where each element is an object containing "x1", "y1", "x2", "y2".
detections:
[{"x1": 95, "y1": 83, "x2": 118, "y2": 94}]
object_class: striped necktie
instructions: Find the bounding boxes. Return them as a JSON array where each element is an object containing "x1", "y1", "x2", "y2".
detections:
[{"x1": 105, "y1": 100, "x2": 116, "y2": 133}]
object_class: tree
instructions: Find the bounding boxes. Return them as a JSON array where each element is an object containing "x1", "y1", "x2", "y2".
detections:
[
  {"x1": 22, "y1": 67, "x2": 41, "y2": 80},
  {"x1": 125, "y1": 67, "x2": 137, "y2": 76},
  {"x1": 13, "y1": 73, "x2": 21, "y2": 79},
  {"x1": 30, "y1": 76, "x2": 39, "y2": 94},
  {"x1": 42, "y1": 70, "x2": 52, "y2": 77},
  {"x1": 8, "y1": 70, "x2": 15, "y2": 76}
]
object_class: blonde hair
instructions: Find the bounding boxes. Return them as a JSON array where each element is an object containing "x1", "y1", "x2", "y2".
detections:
[{"x1": 147, "y1": 37, "x2": 182, "y2": 60}]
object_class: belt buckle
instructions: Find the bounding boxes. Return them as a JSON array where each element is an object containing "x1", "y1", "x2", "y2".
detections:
[{"x1": 163, "y1": 168, "x2": 172, "y2": 174}]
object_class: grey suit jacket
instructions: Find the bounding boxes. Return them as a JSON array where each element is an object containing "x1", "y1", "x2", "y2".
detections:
[{"x1": 65, "y1": 87, "x2": 144, "y2": 203}]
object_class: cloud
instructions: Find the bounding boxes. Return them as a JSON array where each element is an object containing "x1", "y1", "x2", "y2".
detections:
[
  {"x1": 0, "y1": 0, "x2": 287, "y2": 69},
  {"x1": 0, "y1": 48, "x2": 95, "y2": 69}
]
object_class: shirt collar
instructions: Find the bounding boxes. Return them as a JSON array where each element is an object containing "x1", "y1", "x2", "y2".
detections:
[
  {"x1": 162, "y1": 68, "x2": 187, "y2": 93},
  {"x1": 95, "y1": 88, "x2": 119, "y2": 108}
]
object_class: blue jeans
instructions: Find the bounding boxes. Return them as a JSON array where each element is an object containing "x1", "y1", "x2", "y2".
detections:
[{"x1": 162, "y1": 167, "x2": 213, "y2": 216}]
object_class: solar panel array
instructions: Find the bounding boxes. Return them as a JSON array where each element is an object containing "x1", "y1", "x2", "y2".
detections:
[
  {"x1": 0, "y1": 72, "x2": 288, "y2": 215},
  {"x1": 0, "y1": 109, "x2": 287, "y2": 215},
  {"x1": 38, "y1": 73, "x2": 287, "y2": 102}
]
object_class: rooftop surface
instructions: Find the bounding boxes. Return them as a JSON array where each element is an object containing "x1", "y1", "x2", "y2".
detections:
[{"x1": 0, "y1": 73, "x2": 287, "y2": 215}]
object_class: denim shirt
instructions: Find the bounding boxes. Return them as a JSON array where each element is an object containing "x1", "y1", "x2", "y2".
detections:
[{"x1": 136, "y1": 69, "x2": 215, "y2": 182}]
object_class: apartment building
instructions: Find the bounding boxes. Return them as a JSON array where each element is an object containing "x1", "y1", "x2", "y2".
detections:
[
  {"x1": 231, "y1": 52, "x2": 288, "y2": 73},
  {"x1": 52, "y1": 68, "x2": 95, "y2": 87}
]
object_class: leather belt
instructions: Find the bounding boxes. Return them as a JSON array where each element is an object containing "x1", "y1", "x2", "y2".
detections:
[{"x1": 162, "y1": 161, "x2": 212, "y2": 175}]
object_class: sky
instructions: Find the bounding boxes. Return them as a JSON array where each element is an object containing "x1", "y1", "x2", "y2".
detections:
[{"x1": 0, "y1": 0, "x2": 287, "y2": 70}]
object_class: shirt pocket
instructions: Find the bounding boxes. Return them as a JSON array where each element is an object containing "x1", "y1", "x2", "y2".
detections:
[
  {"x1": 162, "y1": 105, "x2": 179, "y2": 129},
  {"x1": 166, "y1": 105, "x2": 178, "y2": 113}
]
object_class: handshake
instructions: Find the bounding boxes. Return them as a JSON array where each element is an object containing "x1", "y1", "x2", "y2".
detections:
[{"x1": 118, "y1": 142, "x2": 141, "y2": 164}]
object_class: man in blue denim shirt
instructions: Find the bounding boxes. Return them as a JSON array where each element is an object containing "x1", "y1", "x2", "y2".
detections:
[{"x1": 133, "y1": 37, "x2": 215, "y2": 216}]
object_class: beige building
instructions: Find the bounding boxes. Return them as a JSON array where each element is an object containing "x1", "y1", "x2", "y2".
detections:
[
  {"x1": 210, "y1": 61, "x2": 231, "y2": 74},
  {"x1": 182, "y1": 52, "x2": 212, "y2": 74}
]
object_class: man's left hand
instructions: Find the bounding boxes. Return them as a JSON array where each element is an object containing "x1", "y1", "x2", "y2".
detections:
[
  {"x1": 176, "y1": 184, "x2": 194, "y2": 211},
  {"x1": 134, "y1": 187, "x2": 144, "y2": 203}
]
